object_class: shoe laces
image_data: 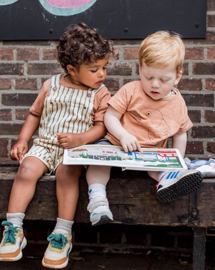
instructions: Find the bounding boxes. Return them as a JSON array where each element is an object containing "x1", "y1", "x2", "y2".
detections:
[
  {"x1": 47, "y1": 233, "x2": 68, "y2": 250},
  {"x1": 1, "y1": 221, "x2": 19, "y2": 244}
]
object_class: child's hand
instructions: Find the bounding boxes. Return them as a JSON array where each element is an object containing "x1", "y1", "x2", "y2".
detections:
[
  {"x1": 57, "y1": 133, "x2": 82, "y2": 149},
  {"x1": 119, "y1": 132, "x2": 141, "y2": 152},
  {"x1": 10, "y1": 139, "x2": 28, "y2": 161}
]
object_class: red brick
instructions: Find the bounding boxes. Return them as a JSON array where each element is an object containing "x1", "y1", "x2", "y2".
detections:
[
  {"x1": 135, "y1": 62, "x2": 139, "y2": 75},
  {"x1": 123, "y1": 78, "x2": 139, "y2": 85},
  {"x1": 183, "y1": 63, "x2": 188, "y2": 75},
  {"x1": 0, "y1": 64, "x2": 24, "y2": 75},
  {"x1": 104, "y1": 78, "x2": 119, "y2": 92},
  {"x1": 3, "y1": 40, "x2": 51, "y2": 46},
  {"x1": 15, "y1": 78, "x2": 37, "y2": 90},
  {"x1": 43, "y1": 48, "x2": 57, "y2": 60},
  {"x1": 186, "y1": 141, "x2": 203, "y2": 154},
  {"x1": 110, "y1": 49, "x2": 119, "y2": 61},
  {"x1": 205, "y1": 110, "x2": 215, "y2": 123},
  {"x1": 207, "y1": 142, "x2": 215, "y2": 153},
  {"x1": 207, "y1": 48, "x2": 215, "y2": 60},
  {"x1": 17, "y1": 48, "x2": 39, "y2": 61},
  {"x1": 107, "y1": 62, "x2": 132, "y2": 76},
  {"x1": 113, "y1": 40, "x2": 141, "y2": 46},
  {"x1": 0, "y1": 124, "x2": 23, "y2": 135},
  {"x1": 185, "y1": 48, "x2": 204, "y2": 60},
  {"x1": 191, "y1": 126, "x2": 215, "y2": 138},
  {"x1": 0, "y1": 48, "x2": 14, "y2": 60},
  {"x1": 15, "y1": 109, "x2": 29, "y2": 120},
  {"x1": 123, "y1": 47, "x2": 139, "y2": 60},
  {"x1": 28, "y1": 63, "x2": 62, "y2": 75},
  {"x1": 205, "y1": 79, "x2": 215, "y2": 91},
  {"x1": 188, "y1": 110, "x2": 201, "y2": 123},
  {"x1": 183, "y1": 94, "x2": 214, "y2": 107},
  {"x1": 184, "y1": 32, "x2": 215, "y2": 45},
  {"x1": 208, "y1": 15, "x2": 215, "y2": 27},
  {"x1": 0, "y1": 78, "x2": 11, "y2": 90},
  {"x1": 0, "y1": 139, "x2": 8, "y2": 157},
  {"x1": 178, "y1": 79, "x2": 202, "y2": 91},
  {"x1": 2, "y1": 94, "x2": 38, "y2": 106},
  {"x1": 41, "y1": 78, "x2": 49, "y2": 85},
  {"x1": 0, "y1": 109, "x2": 12, "y2": 121},
  {"x1": 207, "y1": 0, "x2": 215, "y2": 11},
  {"x1": 193, "y1": 63, "x2": 215, "y2": 75},
  {"x1": 11, "y1": 138, "x2": 34, "y2": 150}
]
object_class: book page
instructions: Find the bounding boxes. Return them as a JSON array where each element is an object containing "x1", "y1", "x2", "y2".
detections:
[{"x1": 63, "y1": 145, "x2": 187, "y2": 171}]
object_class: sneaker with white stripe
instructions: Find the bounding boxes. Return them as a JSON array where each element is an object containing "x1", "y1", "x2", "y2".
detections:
[{"x1": 156, "y1": 170, "x2": 203, "y2": 203}]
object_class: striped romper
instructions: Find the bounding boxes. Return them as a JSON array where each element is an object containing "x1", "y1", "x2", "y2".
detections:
[{"x1": 23, "y1": 74, "x2": 106, "y2": 173}]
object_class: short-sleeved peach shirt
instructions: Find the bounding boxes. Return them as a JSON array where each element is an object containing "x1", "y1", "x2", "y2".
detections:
[{"x1": 106, "y1": 80, "x2": 192, "y2": 148}]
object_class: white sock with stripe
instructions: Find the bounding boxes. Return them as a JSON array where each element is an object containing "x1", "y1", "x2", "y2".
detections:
[
  {"x1": 88, "y1": 183, "x2": 108, "y2": 214},
  {"x1": 88, "y1": 183, "x2": 106, "y2": 200}
]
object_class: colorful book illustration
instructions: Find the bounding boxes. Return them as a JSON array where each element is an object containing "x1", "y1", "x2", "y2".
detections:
[{"x1": 63, "y1": 145, "x2": 187, "y2": 171}]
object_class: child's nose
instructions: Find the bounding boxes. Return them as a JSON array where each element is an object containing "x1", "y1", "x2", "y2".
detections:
[
  {"x1": 98, "y1": 69, "x2": 105, "y2": 77},
  {"x1": 151, "y1": 79, "x2": 160, "y2": 88}
]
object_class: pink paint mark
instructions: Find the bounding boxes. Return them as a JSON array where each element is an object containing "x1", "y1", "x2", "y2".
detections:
[{"x1": 46, "y1": 0, "x2": 94, "y2": 8}]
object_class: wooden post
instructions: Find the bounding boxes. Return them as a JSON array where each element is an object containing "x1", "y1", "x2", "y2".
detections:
[{"x1": 193, "y1": 228, "x2": 206, "y2": 270}]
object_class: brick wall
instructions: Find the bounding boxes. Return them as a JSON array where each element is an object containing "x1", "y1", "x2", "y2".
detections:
[{"x1": 0, "y1": 0, "x2": 214, "y2": 159}]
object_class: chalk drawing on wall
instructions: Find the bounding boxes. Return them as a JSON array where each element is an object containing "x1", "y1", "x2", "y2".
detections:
[
  {"x1": 0, "y1": 0, "x2": 98, "y2": 16},
  {"x1": 0, "y1": 0, "x2": 19, "y2": 5},
  {"x1": 38, "y1": 0, "x2": 98, "y2": 16}
]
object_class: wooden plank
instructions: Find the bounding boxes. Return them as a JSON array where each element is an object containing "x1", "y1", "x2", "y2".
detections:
[
  {"x1": 193, "y1": 179, "x2": 215, "y2": 227},
  {"x1": 0, "y1": 167, "x2": 190, "y2": 225},
  {"x1": 1, "y1": 165, "x2": 214, "y2": 227}
]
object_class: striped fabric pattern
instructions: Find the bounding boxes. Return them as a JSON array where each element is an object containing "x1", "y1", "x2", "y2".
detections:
[{"x1": 24, "y1": 74, "x2": 104, "y2": 171}]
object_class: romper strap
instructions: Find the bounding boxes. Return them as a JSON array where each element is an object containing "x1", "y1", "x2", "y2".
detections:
[
  {"x1": 93, "y1": 83, "x2": 105, "y2": 94},
  {"x1": 50, "y1": 74, "x2": 62, "y2": 88}
]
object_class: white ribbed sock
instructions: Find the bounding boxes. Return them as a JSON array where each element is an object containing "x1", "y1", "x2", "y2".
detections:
[
  {"x1": 6, "y1": 212, "x2": 25, "y2": 228},
  {"x1": 53, "y1": 218, "x2": 74, "y2": 236}
]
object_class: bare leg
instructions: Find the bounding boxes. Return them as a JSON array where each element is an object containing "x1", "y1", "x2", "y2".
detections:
[
  {"x1": 148, "y1": 171, "x2": 160, "y2": 182},
  {"x1": 55, "y1": 163, "x2": 83, "y2": 221},
  {"x1": 86, "y1": 166, "x2": 111, "y2": 186},
  {"x1": 8, "y1": 157, "x2": 49, "y2": 213}
]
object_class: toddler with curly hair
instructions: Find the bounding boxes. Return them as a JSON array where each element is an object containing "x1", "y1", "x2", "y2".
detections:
[{"x1": 0, "y1": 22, "x2": 114, "y2": 269}]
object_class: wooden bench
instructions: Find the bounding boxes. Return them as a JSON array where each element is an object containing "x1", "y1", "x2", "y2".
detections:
[{"x1": 0, "y1": 158, "x2": 214, "y2": 270}]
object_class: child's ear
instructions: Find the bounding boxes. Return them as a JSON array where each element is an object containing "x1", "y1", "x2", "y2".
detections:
[
  {"x1": 67, "y1": 65, "x2": 77, "y2": 75},
  {"x1": 175, "y1": 70, "x2": 183, "y2": 85}
]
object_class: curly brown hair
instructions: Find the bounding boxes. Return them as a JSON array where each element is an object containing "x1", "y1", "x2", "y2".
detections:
[{"x1": 57, "y1": 22, "x2": 114, "y2": 73}]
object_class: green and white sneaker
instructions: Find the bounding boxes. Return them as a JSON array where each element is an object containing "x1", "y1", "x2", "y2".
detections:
[
  {"x1": 42, "y1": 230, "x2": 72, "y2": 269},
  {"x1": 0, "y1": 221, "x2": 27, "y2": 261},
  {"x1": 87, "y1": 197, "x2": 114, "y2": 226}
]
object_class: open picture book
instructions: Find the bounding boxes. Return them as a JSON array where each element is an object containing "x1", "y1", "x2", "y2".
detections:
[{"x1": 63, "y1": 145, "x2": 187, "y2": 171}]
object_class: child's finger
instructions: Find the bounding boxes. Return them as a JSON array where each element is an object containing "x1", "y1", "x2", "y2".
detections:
[
  {"x1": 136, "y1": 141, "x2": 141, "y2": 152},
  {"x1": 122, "y1": 143, "x2": 128, "y2": 153}
]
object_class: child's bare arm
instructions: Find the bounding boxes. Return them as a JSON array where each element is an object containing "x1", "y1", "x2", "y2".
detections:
[
  {"x1": 57, "y1": 122, "x2": 106, "y2": 149},
  {"x1": 172, "y1": 132, "x2": 187, "y2": 157},
  {"x1": 10, "y1": 113, "x2": 40, "y2": 161},
  {"x1": 104, "y1": 106, "x2": 141, "y2": 152}
]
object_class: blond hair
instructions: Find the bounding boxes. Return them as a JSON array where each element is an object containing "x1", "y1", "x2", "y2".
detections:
[{"x1": 139, "y1": 31, "x2": 185, "y2": 73}]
